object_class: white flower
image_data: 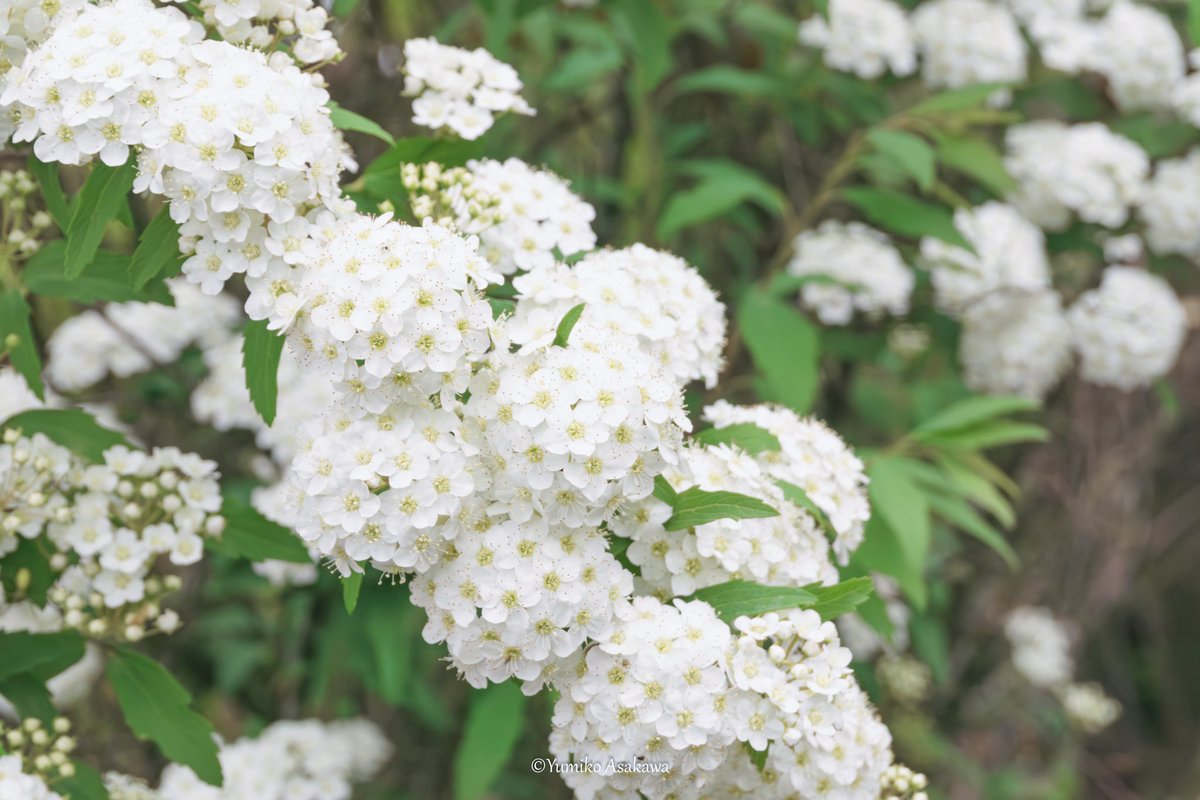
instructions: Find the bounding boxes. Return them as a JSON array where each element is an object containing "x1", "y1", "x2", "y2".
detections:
[
  {"x1": 1139, "y1": 149, "x2": 1200, "y2": 259},
  {"x1": 1005, "y1": 606, "x2": 1074, "y2": 689},
  {"x1": 798, "y1": 0, "x2": 917, "y2": 80},
  {"x1": 0, "y1": 754, "x2": 64, "y2": 800},
  {"x1": 912, "y1": 0, "x2": 1026, "y2": 93},
  {"x1": 959, "y1": 290, "x2": 1074, "y2": 401},
  {"x1": 786, "y1": 221, "x2": 913, "y2": 325}
]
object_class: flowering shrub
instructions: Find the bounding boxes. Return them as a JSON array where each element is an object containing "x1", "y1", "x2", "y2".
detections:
[{"x1": 0, "y1": 0, "x2": 1194, "y2": 798}]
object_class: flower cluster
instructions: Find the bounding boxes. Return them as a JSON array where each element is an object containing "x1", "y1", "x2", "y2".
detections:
[
  {"x1": 958, "y1": 291, "x2": 1074, "y2": 400},
  {"x1": 797, "y1": 0, "x2": 917, "y2": 80},
  {"x1": 402, "y1": 37, "x2": 535, "y2": 140},
  {"x1": 0, "y1": 168, "x2": 53, "y2": 263},
  {"x1": 0, "y1": 586, "x2": 105, "y2": 711},
  {"x1": 509, "y1": 244, "x2": 728, "y2": 388},
  {"x1": 154, "y1": 718, "x2": 391, "y2": 800},
  {"x1": 911, "y1": 0, "x2": 1026, "y2": 92},
  {"x1": 0, "y1": 0, "x2": 84, "y2": 141},
  {"x1": 0, "y1": 717, "x2": 76, "y2": 798},
  {"x1": 46, "y1": 279, "x2": 240, "y2": 393},
  {"x1": 403, "y1": 157, "x2": 597, "y2": 275},
  {"x1": 1139, "y1": 148, "x2": 1200, "y2": 259},
  {"x1": 785, "y1": 221, "x2": 913, "y2": 325},
  {"x1": 165, "y1": 0, "x2": 341, "y2": 65}
]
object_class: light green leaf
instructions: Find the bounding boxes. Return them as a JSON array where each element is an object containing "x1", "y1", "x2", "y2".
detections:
[
  {"x1": 24, "y1": 242, "x2": 173, "y2": 305},
  {"x1": 611, "y1": 0, "x2": 671, "y2": 91},
  {"x1": 242, "y1": 320, "x2": 284, "y2": 426},
  {"x1": 866, "y1": 129, "x2": 935, "y2": 192},
  {"x1": 776, "y1": 480, "x2": 838, "y2": 542},
  {"x1": 658, "y1": 161, "x2": 784, "y2": 239},
  {"x1": 664, "y1": 487, "x2": 778, "y2": 531},
  {"x1": 29, "y1": 157, "x2": 70, "y2": 232},
  {"x1": 907, "y1": 83, "x2": 1007, "y2": 115},
  {"x1": 129, "y1": 208, "x2": 182, "y2": 289},
  {"x1": 689, "y1": 580, "x2": 817, "y2": 623},
  {"x1": 652, "y1": 474, "x2": 678, "y2": 506},
  {"x1": 343, "y1": 572, "x2": 363, "y2": 615},
  {"x1": 2, "y1": 409, "x2": 130, "y2": 463},
  {"x1": 738, "y1": 288, "x2": 820, "y2": 413},
  {"x1": 329, "y1": 103, "x2": 395, "y2": 145},
  {"x1": 544, "y1": 46, "x2": 623, "y2": 91},
  {"x1": 933, "y1": 134, "x2": 1016, "y2": 196},
  {"x1": 64, "y1": 159, "x2": 137, "y2": 278},
  {"x1": 0, "y1": 631, "x2": 84, "y2": 682},
  {"x1": 107, "y1": 648, "x2": 222, "y2": 787},
  {"x1": 912, "y1": 395, "x2": 1039, "y2": 438},
  {"x1": 852, "y1": 516, "x2": 927, "y2": 610},
  {"x1": 694, "y1": 423, "x2": 781, "y2": 454},
  {"x1": 553, "y1": 303, "x2": 586, "y2": 348},
  {"x1": 1190, "y1": 0, "x2": 1200, "y2": 47},
  {"x1": 867, "y1": 457, "x2": 931, "y2": 580},
  {"x1": 841, "y1": 187, "x2": 970, "y2": 248},
  {"x1": 803, "y1": 577, "x2": 875, "y2": 621},
  {"x1": 0, "y1": 290, "x2": 44, "y2": 399},
  {"x1": 454, "y1": 681, "x2": 526, "y2": 800},
  {"x1": 926, "y1": 493, "x2": 1017, "y2": 569},
  {"x1": 922, "y1": 421, "x2": 1049, "y2": 450},
  {"x1": 209, "y1": 499, "x2": 312, "y2": 564}
]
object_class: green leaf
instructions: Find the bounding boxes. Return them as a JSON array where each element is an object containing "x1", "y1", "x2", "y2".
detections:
[
  {"x1": 242, "y1": 320, "x2": 284, "y2": 426},
  {"x1": 64, "y1": 159, "x2": 137, "y2": 278},
  {"x1": 129, "y1": 208, "x2": 182, "y2": 289},
  {"x1": 0, "y1": 673, "x2": 56, "y2": 722},
  {"x1": 922, "y1": 421, "x2": 1049, "y2": 450},
  {"x1": 0, "y1": 537, "x2": 53, "y2": 605},
  {"x1": 329, "y1": 103, "x2": 395, "y2": 145},
  {"x1": 611, "y1": 0, "x2": 671, "y2": 91},
  {"x1": 926, "y1": 492, "x2": 1017, "y2": 569},
  {"x1": 804, "y1": 577, "x2": 875, "y2": 621},
  {"x1": 29, "y1": 157, "x2": 70, "y2": 232},
  {"x1": 544, "y1": 46, "x2": 623, "y2": 91},
  {"x1": 689, "y1": 580, "x2": 816, "y2": 623},
  {"x1": 343, "y1": 571, "x2": 364, "y2": 615},
  {"x1": 852, "y1": 516, "x2": 927, "y2": 610},
  {"x1": 907, "y1": 83, "x2": 1007, "y2": 115},
  {"x1": 841, "y1": 187, "x2": 970, "y2": 248},
  {"x1": 331, "y1": 0, "x2": 360, "y2": 16},
  {"x1": 24, "y1": 242, "x2": 173, "y2": 305},
  {"x1": 866, "y1": 129, "x2": 935, "y2": 192},
  {"x1": 867, "y1": 457, "x2": 931, "y2": 581},
  {"x1": 552, "y1": 303, "x2": 586, "y2": 348},
  {"x1": 2, "y1": 409, "x2": 130, "y2": 463},
  {"x1": 0, "y1": 290, "x2": 44, "y2": 399},
  {"x1": 652, "y1": 474, "x2": 678, "y2": 506},
  {"x1": 658, "y1": 161, "x2": 784, "y2": 239},
  {"x1": 776, "y1": 480, "x2": 837, "y2": 542},
  {"x1": 664, "y1": 487, "x2": 778, "y2": 531},
  {"x1": 107, "y1": 648, "x2": 222, "y2": 786},
  {"x1": 694, "y1": 423, "x2": 781, "y2": 454},
  {"x1": 674, "y1": 66, "x2": 790, "y2": 98},
  {"x1": 454, "y1": 680, "x2": 526, "y2": 800},
  {"x1": 738, "y1": 288, "x2": 820, "y2": 413},
  {"x1": 1190, "y1": 0, "x2": 1200, "y2": 47},
  {"x1": 57, "y1": 761, "x2": 111, "y2": 800},
  {"x1": 209, "y1": 498, "x2": 311, "y2": 564},
  {"x1": 933, "y1": 134, "x2": 1016, "y2": 196},
  {"x1": 912, "y1": 395, "x2": 1039, "y2": 438},
  {"x1": 0, "y1": 631, "x2": 84, "y2": 682}
]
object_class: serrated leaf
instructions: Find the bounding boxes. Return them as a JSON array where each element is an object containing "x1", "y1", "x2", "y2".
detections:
[
  {"x1": 2, "y1": 409, "x2": 130, "y2": 463},
  {"x1": 64, "y1": 159, "x2": 137, "y2": 278},
  {"x1": 841, "y1": 187, "x2": 970, "y2": 248},
  {"x1": 29, "y1": 157, "x2": 70, "y2": 232},
  {"x1": 866, "y1": 129, "x2": 936, "y2": 192},
  {"x1": 694, "y1": 423, "x2": 781, "y2": 454},
  {"x1": 343, "y1": 571, "x2": 363, "y2": 615},
  {"x1": 776, "y1": 479, "x2": 838, "y2": 543},
  {"x1": 0, "y1": 290, "x2": 44, "y2": 399},
  {"x1": 912, "y1": 395, "x2": 1039, "y2": 438},
  {"x1": 689, "y1": 580, "x2": 816, "y2": 623},
  {"x1": 242, "y1": 320, "x2": 284, "y2": 426},
  {"x1": 664, "y1": 488, "x2": 778, "y2": 531},
  {"x1": 23, "y1": 242, "x2": 174, "y2": 305},
  {"x1": 107, "y1": 649, "x2": 222, "y2": 786},
  {"x1": 329, "y1": 103, "x2": 395, "y2": 145},
  {"x1": 803, "y1": 576, "x2": 874, "y2": 620},
  {"x1": 739, "y1": 288, "x2": 820, "y2": 413},
  {"x1": 0, "y1": 631, "x2": 84, "y2": 682},
  {"x1": 57, "y1": 761, "x2": 110, "y2": 800},
  {"x1": 454, "y1": 681, "x2": 526, "y2": 800},
  {"x1": 129, "y1": 208, "x2": 182, "y2": 289},
  {"x1": 553, "y1": 303, "x2": 586, "y2": 348},
  {"x1": 208, "y1": 498, "x2": 311, "y2": 564}
]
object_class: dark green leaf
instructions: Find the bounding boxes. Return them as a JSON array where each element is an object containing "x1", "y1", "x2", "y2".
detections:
[
  {"x1": 2, "y1": 409, "x2": 130, "y2": 463},
  {"x1": 0, "y1": 290, "x2": 44, "y2": 399},
  {"x1": 331, "y1": 0, "x2": 360, "y2": 16},
  {"x1": 544, "y1": 46, "x2": 623, "y2": 91},
  {"x1": 107, "y1": 648, "x2": 222, "y2": 786},
  {"x1": 0, "y1": 631, "x2": 84, "y2": 682},
  {"x1": 552, "y1": 303, "x2": 586, "y2": 348},
  {"x1": 611, "y1": 0, "x2": 671, "y2": 91},
  {"x1": 912, "y1": 395, "x2": 1039, "y2": 438},
  {"x1": 907, "y1": 83, "x2": 1007, "y2": 115},
  {"x1": 926, "y1": 493, "x2": 1017, "y2": 568},
  {"x1": 1190, "y1": 0, "x2": 1200, "y2": 47},
  {"x1": 242, "y1": 320, "x2": 284, "y2": 426},
  {"x1": 694, "y1": 423, "x2": 781, "y2": 454},
  {"x1": 129, "y1": 208, "x2": 182, "y2": 289},
  {"x1": 776, "y1": 479, "x2": 838, "y2": 542},
  {"x1": 658, "y1": 161, "x2": 784, "y2": 239},
  {"x1": 0, "y1": 673, "x2": 56, "y2": 722},
  {"x1": 738, "y1": 288, "x2": 820, "y2": 413},
  {"x1": 673, "y1": 66, "x2": 790, "y2": 98},
  {"x1": 804, "y1": 577, "x2": 875, "y2": 621},
  {"x1": 29, "y1": 157, "x2": 70, "y2": 232},
  {"x1": 689, "y1": 580, "x2": 816, "y2": 623},
  {"x1": 866, "y1": 129, "x2": 936, "y2": 191},
  {"x1": 664, "y1": 487, "x2": 778, "y2": 531},
  {"x1": 22, "y1": 242, "x2": 173, "y2": 305},
  {"x1": 933, "y1": 134, "x2": 1016, "y2": 196},
  {"x1": 64, "y1": 160, "x2": 137, "y2": 278},
  {"x1": 852, "y1": 515, "x2": 927, "y2": 610},
  {"x1": 0, "y1": 537, "x2": 53, "y2": 605},
  {"x1": 57, "y1": 761, "x2": 111, "y2": 800},
  {"x1": 343, "y1": 572, "x2": 363, "y2": 615},
  {"x1": 209, "y1": 499, "x2": 311, "y2": 564},
  {"x1": 841, "y1": 187, "x2": 970, "y2": 248},
  {"x1": 454, "y1": 681, "x2": 526, "y2": 800},
  {"x1": 329, "y1": 103, "x2": 395, "y2": 145}
]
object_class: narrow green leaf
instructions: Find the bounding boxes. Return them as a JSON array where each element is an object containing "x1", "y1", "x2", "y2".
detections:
[
  {"x1": 689, "y1": 580, "x2": 816, "y2": 623},
  {"x1": 552, "y1": 303, "x2": 586, "y2": 348},
  {"x1": 841, "y1": 187, "x2": 970, "y2": 248},
  {"x1": 343, "y1": 571, "x2": 364, "y2": 615},
  {"x1": 867, "y1": 457, "x2": 931, "y2": 579},
  {"x1": 776, "y1": 479, "x2": 838, "y2": 542},
  {"x1": 454, "y1": 681, "x2": 527, "y2": 800},
  {"x1": 0, "y1": 631, "x2": 84, "y2": 682},
  {"x1": 329, "y1": 103, "x2": 395, "y2": 145},
  {"x1": 544, "y1": 46, "x2": 623, "y2": 91},
  {"x1": 242, "y1": 320, "x2": 284, "y2": 426},
  {"x1": 24, "y1": 242, "x2": 173, "y2": 305},
  {"x1": 907, "y1": 83, "x2": 1007, "y2": 115},
  {"x1": 912, "y1": 395, "x2": 1039, "y2": 438},
  {"x1": 852, "y1": 516, "x2": 927, "y2": 610},
  {"x1": 926, "y1": 493, "x2": 1018, "y2": 569},
  {"x1": 0, "y1": 290, "x2": 44, "y2": 399},
  {"x1": 738, "y1": 288, "x2": 820, "y2": 413},
  {"x1": 694, "y1": 423, "x2": 781, "y2": 455},
  {"x1": 0, "y1": 674, "x2": 56, "y2": 722},
  {"x1": 2, "y1": 409, "x2": 130, "y2": 463},
  {"x1": 652, "y1": 474, "x2": 678, "y2": 506},
  {"x1": 64, "y1": 160, "x2": 137, "y2": 278},
  {"x1": 1190, "y1": 0, "x2": 1200, "y2": 47},
  {"x1": 57, "y1": 761, "x2": 111, "y2": 800},
  {"x1": 611, "y1": 0, "x2": 671, "y2": 91},
  {"x1": 664, "y1": 487, "x2": 778, "y2": 531},
  {"x1": 933, "y1": 134, "x2": 1016, "y2": 196},
  {"x1": 866, "y1": 129, "x2": 936, "y2": 192},
  {"x1": 29, "y1": 157, "x2": 70, "y2": 232},
  {"x1": 208, "y1": 499, "x2": 312, "y2": 564},
  {"x1": 673, "y1": 66, "x2": 790, "y2": 97},
  {"x1": 657, "y1": 161, "x2": 784, "y2": 239},
  {"x1": 923, "y1": 421, "x2": 1049, "y2": 450},
  {"x1": 129, "y1": 208, "x2": 182, "y2": 289},
  {"x1": 803, "y1": 577, "x2": 875, "y2": 621},
  {"x1": 107, "y1": 649, "x2": 222, "y2": 786}
]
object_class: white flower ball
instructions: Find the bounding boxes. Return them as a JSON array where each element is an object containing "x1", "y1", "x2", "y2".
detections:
[
  {"x1": 959, "y1": 290, "x2": 1073, "y2": 401},
  {"x1": 798, "y1": 0, "x2": 917, "y2": 80},
  {"x1": 786, "y1": 221, "x2": 913, "y2": 325}
]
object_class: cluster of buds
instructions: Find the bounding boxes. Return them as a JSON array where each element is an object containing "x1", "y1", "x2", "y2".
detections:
[
  {"x1": 47, "y1": 573, "x2": 184, "y2": 643},
  {"x1": 881, "y1": 763, "x2": 930, "y2": 800},
  {"x1": 877, "y1": 653, "x2": 934, "y2": 707},
  {"x1": 401, "y1": 162, "x2": 501, "y2": 233},
  {"x1": 0, "y1": 169, "x2": 53, "y2": 262},
  {"x1": 0, "y1": 717, "x2": 77, "y2": 781}
]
